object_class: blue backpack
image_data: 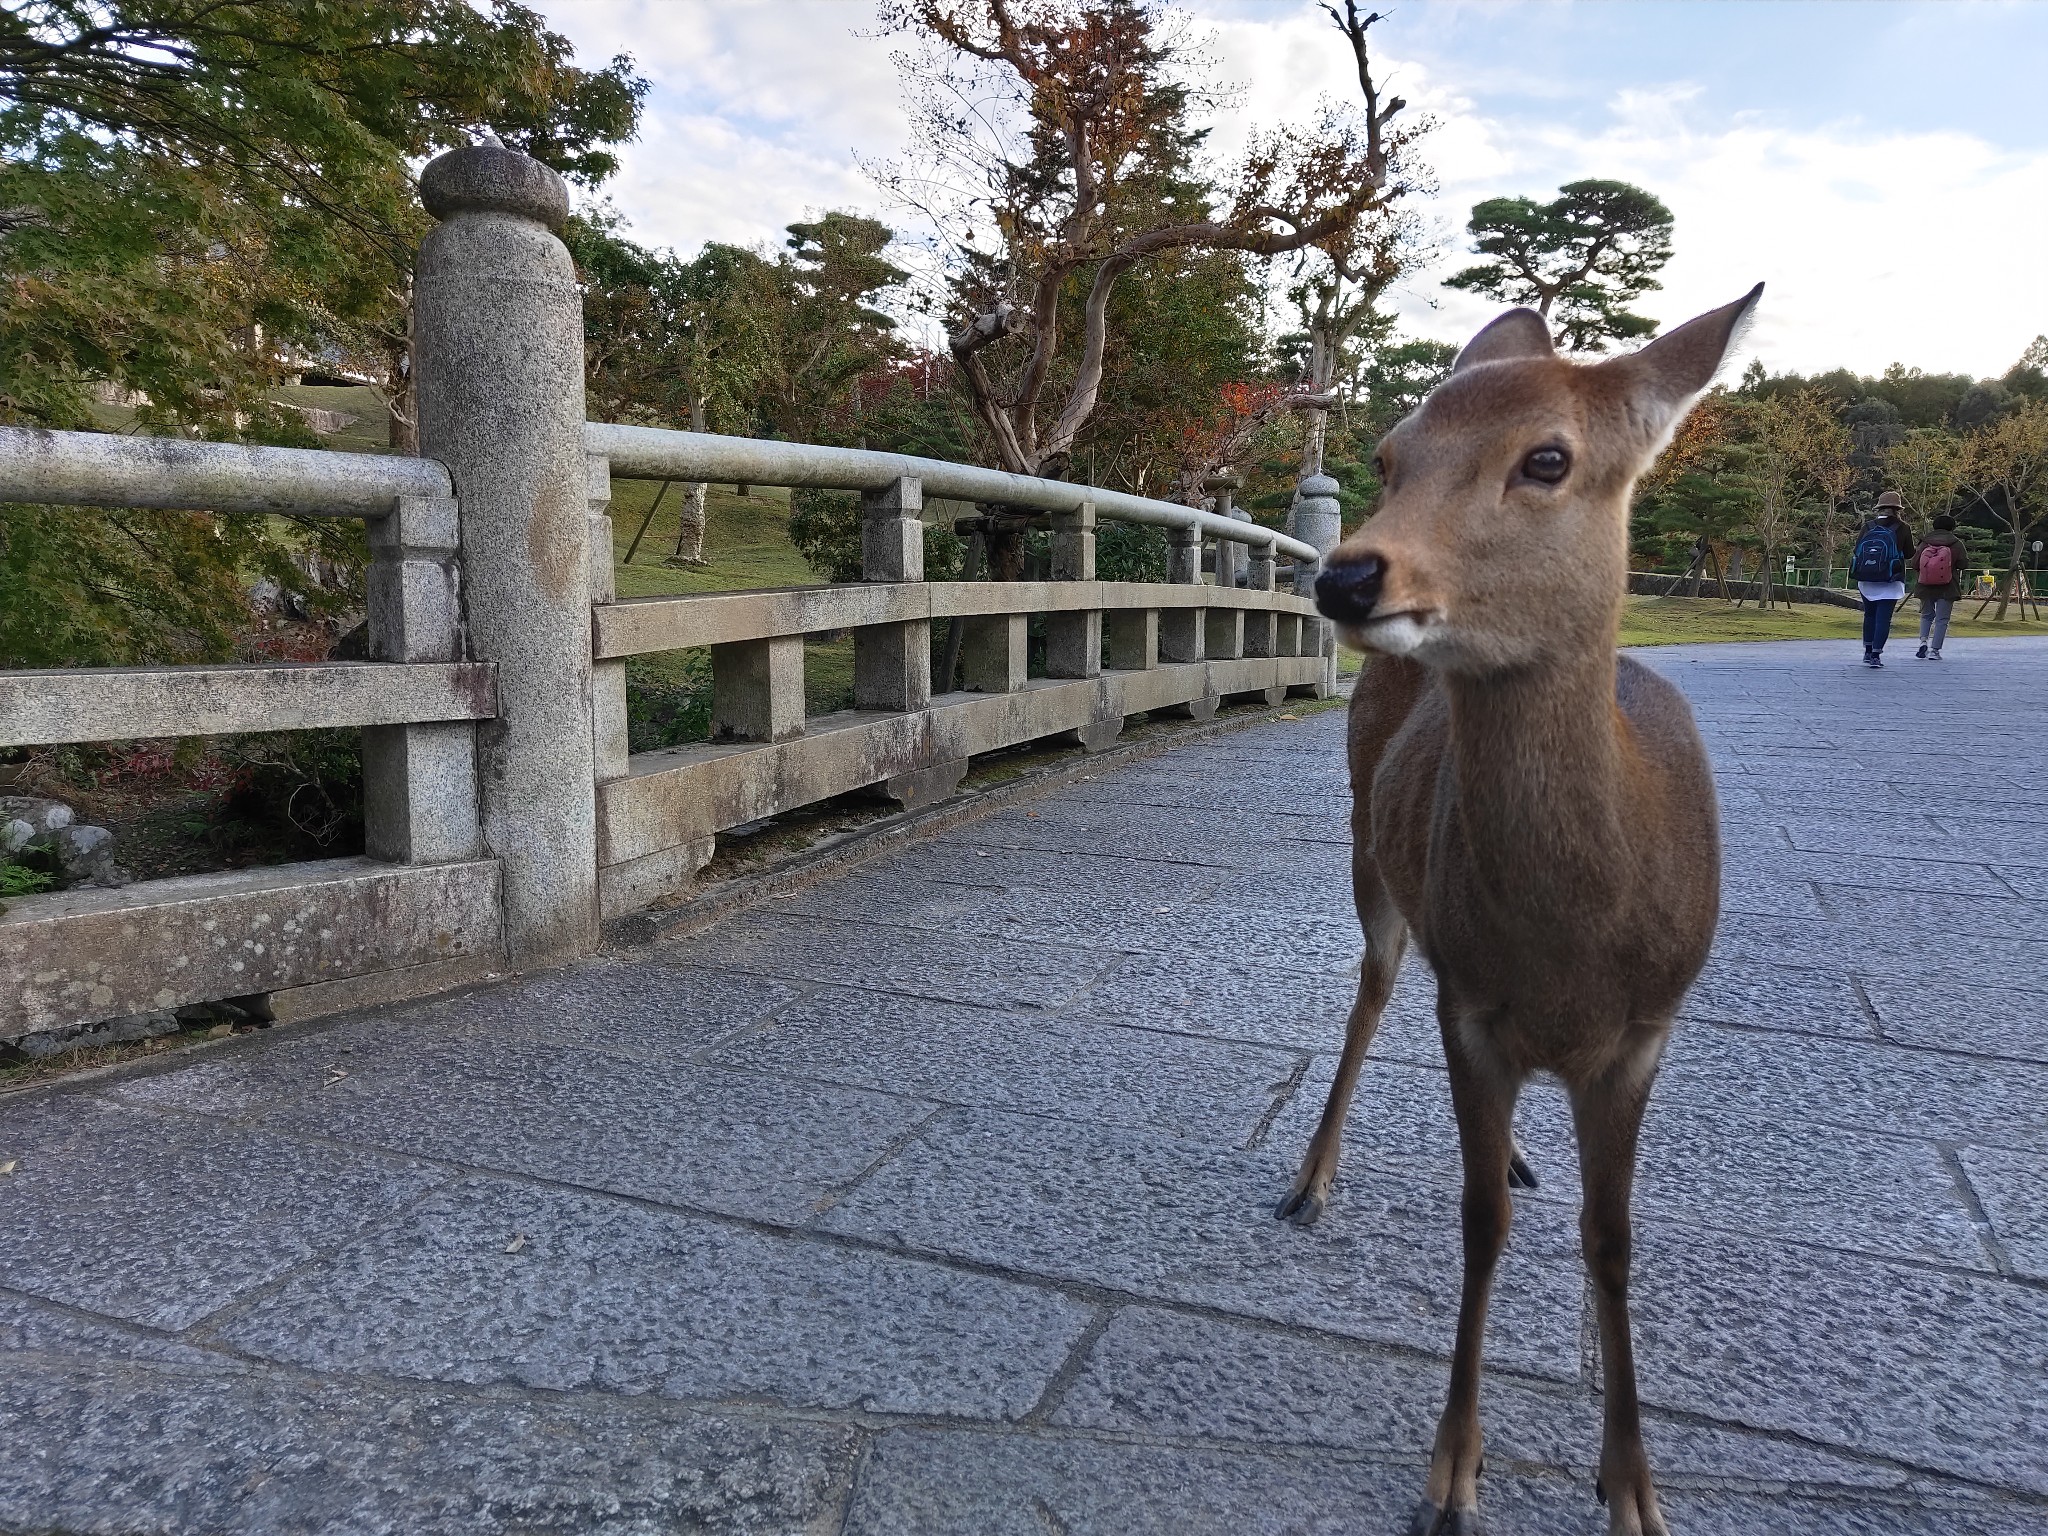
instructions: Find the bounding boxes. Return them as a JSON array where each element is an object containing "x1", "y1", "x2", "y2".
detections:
[{"x1": 1851, "y1": 523, "x2": 1901, "y2": 583}]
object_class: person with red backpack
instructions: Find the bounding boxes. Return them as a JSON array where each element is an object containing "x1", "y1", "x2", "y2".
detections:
[
  {"x1": 1913, "y1": 513, "x2": 1967, "y2": 659},
  {"x1": 1851, "y1": 491, "x2": 1916, "y2": 668}
]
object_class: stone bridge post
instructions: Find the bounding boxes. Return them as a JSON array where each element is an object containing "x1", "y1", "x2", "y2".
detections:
[{"x1": 413, "y1": 145, "x2": 599, "y2": 968}]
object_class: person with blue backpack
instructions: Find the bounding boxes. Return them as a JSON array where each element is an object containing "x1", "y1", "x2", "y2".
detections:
[{"x1": 1851, "y1": 491, "x2": 1916, "y2": 667}]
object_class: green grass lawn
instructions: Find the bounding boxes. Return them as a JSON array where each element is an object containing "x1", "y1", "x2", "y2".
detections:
[{"x1": 1619, "y1": 594, "x2": 2048, "y2": 646}]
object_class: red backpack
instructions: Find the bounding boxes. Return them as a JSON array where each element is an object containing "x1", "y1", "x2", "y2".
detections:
[{"x1": 1919, "y1": 543, "x2": 1954, "y2": 587}]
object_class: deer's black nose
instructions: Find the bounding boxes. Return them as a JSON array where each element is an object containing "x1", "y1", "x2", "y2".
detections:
[{"x1": 1315, "y1": 557, "x2": 1384, "y2": 623}]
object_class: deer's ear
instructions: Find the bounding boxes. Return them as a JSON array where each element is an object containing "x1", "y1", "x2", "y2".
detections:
[
  {"x1": 1607, "y1": 283, "x2": 1764, "y2": 439},
  {"x1": 1452, "y1": 308, "x2": 1555, "y2": 373}
]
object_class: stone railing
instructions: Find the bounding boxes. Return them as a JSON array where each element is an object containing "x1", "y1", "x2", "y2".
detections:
[
  {"x1": 0, "y1": 430, "x2": 504, "y2": 1045},
  {"x1": 582, "y1": 425, "x2": 1333, "y2": 921},
  {"x1": 0, "y1": 141, "x2": 1332, "y2": 1054}
]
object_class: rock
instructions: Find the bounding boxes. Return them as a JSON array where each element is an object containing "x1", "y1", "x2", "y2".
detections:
[
  {"x1": 52, "y1": 824, "x2": 129, "y2": 889},
  {"x1": 0, "y1": 797, "x2": 74, "y2": 836},
  {"x1": 2, "y1": 819, "x2": 33, "y2": 855},
  {"x1": 249, "y1": 577, "x2": 283, "y2": 615},
  {"x1": 17, "y1": 1010, "x2": 180, "y2": 1060}
]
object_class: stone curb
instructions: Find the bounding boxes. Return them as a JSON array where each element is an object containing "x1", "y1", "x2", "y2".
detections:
[{"x1": 601, "y1": 683, "x2": 1354, "y2": 952}]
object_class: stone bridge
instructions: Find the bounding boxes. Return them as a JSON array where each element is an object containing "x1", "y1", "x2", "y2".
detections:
[{"x1": 4, "y1": 639, "x2": 2045, "y2": 1535}]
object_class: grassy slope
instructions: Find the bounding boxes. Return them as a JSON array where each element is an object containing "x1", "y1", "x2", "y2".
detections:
[{"x1": 1618, "y1": 594, "x2": 2046, "y2": 646}]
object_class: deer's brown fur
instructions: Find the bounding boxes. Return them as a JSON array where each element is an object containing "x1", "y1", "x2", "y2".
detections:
[{"x1": 1280, "y1": 288, "x2": 1761, "y2": 1536}]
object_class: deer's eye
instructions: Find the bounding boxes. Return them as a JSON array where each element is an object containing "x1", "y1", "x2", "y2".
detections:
[{"x1": 1522, "y1": 446, "x2": 1570, "y2": 485}]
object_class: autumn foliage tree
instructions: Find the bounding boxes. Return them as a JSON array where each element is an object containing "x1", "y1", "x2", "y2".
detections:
[{"x1": 877, "y1": 0, "x2": 1400, "y2": 500}]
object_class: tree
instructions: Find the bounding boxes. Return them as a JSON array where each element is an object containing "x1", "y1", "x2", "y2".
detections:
[
  {"x1": 1793, "y1": 394, "x2": 1859, "y2": 585},
  {"x1": 1961, "y1": 397, "x2": 2048, "y2": 620},
  {"x1": 1730, "y1": 394, "x2": 1820, "y2": 608},
  {"x1": 0, "y1": 1, "x2": 643, "y2": 668},
  {"x1": 1883, "y1": 428, "x2": 1963, "y2": 528},
  {"x1": 1443, "y1": 179, "x2": 1673, "y2": 353},
  {"x1": 877, "y1": 0, "x2": 1397, "y2": 502},
  {"x1": 1280, "y1": 0, "x2": 1433, "y2": 484}
]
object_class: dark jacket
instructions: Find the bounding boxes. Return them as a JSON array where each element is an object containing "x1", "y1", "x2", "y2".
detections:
[
  {"x1": 1914, "y1": 529, "x2": 1968, "y2": 601},
  {"x1": 1857, "y1": 516, "x2": 1916, "y2": 584}
]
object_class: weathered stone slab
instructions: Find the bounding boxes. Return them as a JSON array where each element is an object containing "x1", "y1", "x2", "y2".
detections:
[
  {"x1": 0, "y1": 1096, "x2": 446, "y2": 1329},
  {"x1": 1054, "y1": 1306, "x2": 1924, "y2": 1494},
  {"x1": 817, "y1": 1107, "x2": 1586, "y2": 1380},
  {"x1": 843, "y1": 1425, "x2": 1584, "y2": 1536},
  {"x1": 258, "y1": 1030, "x2": 928, "y2": 1226},
  {"x1": 1063, "y1": 949, "x2": 1363, "y2": 1052},
  {"x1": 1958, "y1": 1146, "x2": 2048, "y2": 1281},
  {"x1": 1860, "y1": 979, "x2": 2048, "y2": 1065},
  {"x1": 1681, "y1": 957, "x2": 1878, "y2": 1039},
  {"x1": 0, "y1": 660, "x2": 496, "y2": 748},
  {"x1": 711, "y1": 986, "x2": 1301, "y2": 1144},
  {"x1": 662, "y1": 910, "x2": 1107, "y2": 1010},
  {"x1": 1628, "y1": 1216, "x2": 2048, "y2": 1493},
  {"x1": 2, "y1": 855, "x2": 504, "y2": 1042},
  {"x1": 1658, "y1": 1019, "x2": 2048, "y2": 1151},
  {"x1": 214, "y1": 1177, "x2": 1092, "y2": 1420},
  {"x1": 0, "y1": 1355, "x2": 861, "y2": 1536}
]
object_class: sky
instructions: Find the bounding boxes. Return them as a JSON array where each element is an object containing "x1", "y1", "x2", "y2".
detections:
[{"x1": 531, "y1": 0, "x2": 2048, "y2": 381}]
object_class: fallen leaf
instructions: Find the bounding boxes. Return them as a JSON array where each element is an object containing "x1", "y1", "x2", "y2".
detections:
[
  {"x1": 504, "y1": 1233, "x2": 526, "y2": 1255},
  {"x1": 205, "y1": 1023, "x2": 235, "y2": 1039},
  {"x1": 0, "y1": 1160, "x2": 18, "y2": 1178},
  {"x1": 1276, "y1": 713, "x2": 1300, "y2": 721},
  {"x1": 1152, "y1": 907, "x2": 1171, "y2": 915},
  {"x1": 322, "y1": 1066, "x2": 349, "y2": 1088},
  {"x1": 974, "y1": 850, "x2": 990, "y2": 858}
]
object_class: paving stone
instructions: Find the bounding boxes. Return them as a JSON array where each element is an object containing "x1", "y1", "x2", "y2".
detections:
[
  {"x1": 816, "y1": 1107, "x2": 1587, "y2": 1381},
  {"x1": 1064, "y1": 949, "x2": 1365, "y2": 1052},
  {"x1": 1817, "y1": 887, "x2": 2045, "y2": 939},
  {"x1": 1989, "y1": 864, "x2": 2048, "y2": 901},
  {"x1": 713, "y1": 986, "x2": 1299, "y2": 1144},
  {"x1": 1860, "y1": 979, "x2": 2048, "y2": 1065},
  {"x1": 1958, "y1": 1146, "x2": 2048, "y2": 1281},
  {"x1": 214, "y1": 1177, "x2": 1092, "y2": 1421},
  {"x1": 0, "y1": 1096, "x2": 445, "y2": 1330},
  {"x1": 1784, "y1": 816, "x2": 2048, "y2": 869},
  {"x1": 842, "y1": 1425, "x2": 1468, "y2": 1536},
  {"x1": 1649, "y1": 1489, "x2": 2048, "y2": 1536},
  {"x1": 1801, "y1": 853, "x2": 2018, "y2": 900},
  {"x1": 0, "y1": 1289, "x2": 233, "y2": 1368},
  {"x1": 0, "y1": 1355, "x2": 861, "y2": 1536},
  {"x1": 257, "y1": 1031, "x2": 929, "y2": 1227},
  {"x1": 1628, "y1": 1217, "x2": 2048, "y2": 1494},
  {"x1": 662, "y1": 910, "x2": 1107, "y2": 1010},
  {"x1": 1720, "y1": 869, "x2": 1826, "y2": 919},
  {"x1": 1678, "y1": 958, "x2": 1877, "y2": 1040},
  {"x1": 1658, "y1": 1021, "x2": 2048, "y2": 1152},
  {"x1": 1054, "y1": 1306, "x2": 1922, "y2": 1493},
  {"x1": 867, "y1": 841, "x2": 1214, "y2": 898}
]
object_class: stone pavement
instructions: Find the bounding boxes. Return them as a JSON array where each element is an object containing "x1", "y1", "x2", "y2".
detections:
[{"x1": 4, "y1": 637, "x2": 2047, "y2": 1536}]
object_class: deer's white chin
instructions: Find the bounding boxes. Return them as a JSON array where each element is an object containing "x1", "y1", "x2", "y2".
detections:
[{"x1": 1346, "y1": 613, "x2": 1434, "y2": 658}]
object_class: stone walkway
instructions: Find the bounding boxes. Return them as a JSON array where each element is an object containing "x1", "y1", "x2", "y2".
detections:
[{"x1": 4, "y1": 637, "x2": 2047, "y2": 1535}]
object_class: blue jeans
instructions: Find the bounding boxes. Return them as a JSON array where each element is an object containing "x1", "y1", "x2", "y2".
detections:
[
  {"x1": 1862, "y1": 598, "x2": 1897, "y2": 655},
  {"x1": 1919, "y1": 597, "x2": 1953, "y2": 653}
]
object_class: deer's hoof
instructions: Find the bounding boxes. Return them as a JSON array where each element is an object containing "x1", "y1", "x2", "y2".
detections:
[
  {"x1": 1405, "y1": 1498, "x2": 1484, "y2": 1535},
  {"x1": 1508, "y1": 1143, "x2": 1539, "y2": 1190},
  {"x1": 1275, "y1": 1187, "x2": 1325, "y2": 1226}
]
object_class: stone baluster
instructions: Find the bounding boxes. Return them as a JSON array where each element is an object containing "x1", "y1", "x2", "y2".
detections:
[
  {"x1": 1291, "y1": 471, "x2": 1343, "y2": 696},
  {"x1": 362, "y1": 491, "x2": 480, "y2": 864},
  {"x1": 414, "y1": 143, "x2": 597, "y2": 966},
  {"x1": 586, "y1": 454, "x2": 633, "y2": 783},
  {"x1": 1045, "y1": 500, "x2": 1099, "y2": 679},
  {"x1": 1160, "y1": 524, "x2": 1204, "y2": 664},
  {"x1": 854, "y1": 476, "x2": 930, "y2": 711}
]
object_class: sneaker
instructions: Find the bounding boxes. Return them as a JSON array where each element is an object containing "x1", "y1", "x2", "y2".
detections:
[
  {"x1": 1864, "y1": 655, "x2": 1882, "y2": 668},
  {"x1": 1931, "y1": 650, "x2": 1944, "y2": 660},
  {"x1": 1916, "y1": 645, "x2": 1929, "y2": 659},
  {"x1": 1871, "y1": 655, "x2": 1885, "y2": 667}
]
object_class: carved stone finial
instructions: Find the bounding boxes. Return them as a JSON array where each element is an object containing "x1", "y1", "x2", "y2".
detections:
[{"x1": 419, "y1": 144, "x2": 570, "y2": 233}]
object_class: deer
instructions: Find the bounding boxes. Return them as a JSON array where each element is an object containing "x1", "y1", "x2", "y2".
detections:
[{"x1": 1277, "y1": 286, "x2": 1763, "y2": 1536}]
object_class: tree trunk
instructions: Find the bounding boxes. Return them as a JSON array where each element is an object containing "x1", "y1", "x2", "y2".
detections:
[{"x1": 669, "y1": 396, "x2": 710, "y2": 566}]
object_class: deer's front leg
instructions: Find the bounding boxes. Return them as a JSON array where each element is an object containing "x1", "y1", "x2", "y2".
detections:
[
  {"x1": 1411, "y1": 1020, "x2": 1519, "y2": 1536},
  {"x1": 1571, "y1": 1046, "x2": 1670, "y2": 1536}
]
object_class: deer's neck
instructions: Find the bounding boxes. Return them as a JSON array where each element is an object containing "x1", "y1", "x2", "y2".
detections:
[{"x1": 1440, "y1": 648, "x2": 1633, "y2": 918}]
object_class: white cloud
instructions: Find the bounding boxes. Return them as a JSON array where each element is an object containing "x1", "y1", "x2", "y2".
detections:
[{"x1": 535, "y1": 0, "x2": 2048, "y2": 379}]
